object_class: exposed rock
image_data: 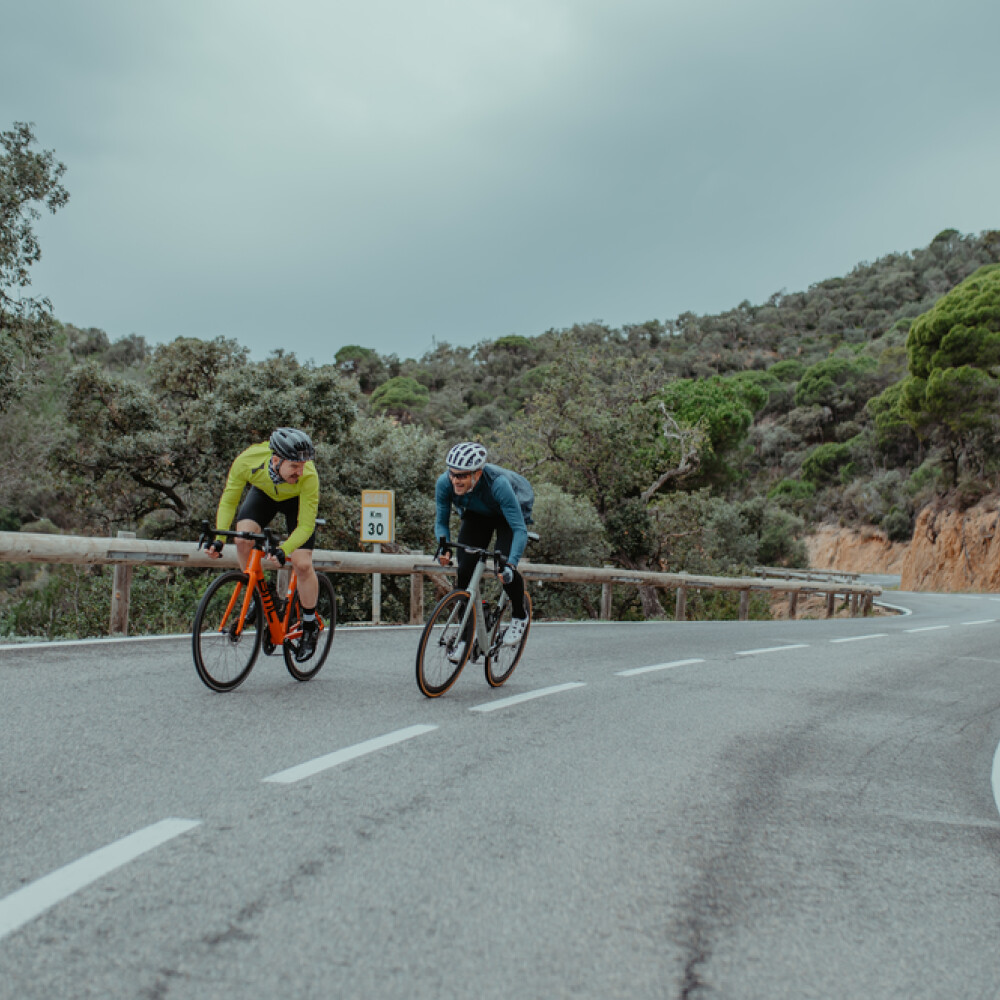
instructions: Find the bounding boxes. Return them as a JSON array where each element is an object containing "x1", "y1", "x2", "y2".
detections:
[
  {"x1": 807, "y1": 499, "x2": 1000, "y2": 592},
  {"x1": 806, "y1": 524, "x2": 907, "y2": 576}
]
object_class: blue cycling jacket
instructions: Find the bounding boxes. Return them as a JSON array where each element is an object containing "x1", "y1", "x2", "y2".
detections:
[{"x1": 434, "y1": 464, "x2": 534, "y2": 568}]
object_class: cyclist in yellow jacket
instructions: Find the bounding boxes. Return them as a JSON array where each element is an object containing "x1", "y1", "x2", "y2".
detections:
[{"x1": 207, "y1": 427, "x2": 321, "y2": 661}]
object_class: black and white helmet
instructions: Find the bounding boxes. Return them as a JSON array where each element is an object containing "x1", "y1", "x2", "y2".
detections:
[
  {"x1": 446, "y1": 441, "x2": 487, "y2": 472},
  {"x1": 269, "y1": 427, "x2": 315, "y2": 463}
]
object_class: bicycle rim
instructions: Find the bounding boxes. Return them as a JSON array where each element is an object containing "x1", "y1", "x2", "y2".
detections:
[
  {"x1": 416, "y1": 591, "x2": 471, "y2": 697},
  {"x1": 283, "y1": 573, "x2": 337, "y2": 681},
  {"x1": 485, "y1": 591, "x2": 531, "y2": 687},
  {"x1": 192, "y1": 571, "x2": 263, "y2": 692}
]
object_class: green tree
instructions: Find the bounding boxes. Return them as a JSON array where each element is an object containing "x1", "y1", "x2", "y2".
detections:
[
  {"x1": 369, "y1": 375, "x2": 430, "y2": 422},
  {"x1": 0, "y1": 122, "x2": 69, "y2": 410}
]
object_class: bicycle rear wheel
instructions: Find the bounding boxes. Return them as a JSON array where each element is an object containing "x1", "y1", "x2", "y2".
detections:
[
  {"x1": 283, "y1": 572, "x2": 337, "y2": 681},
  {"x1": 484, "y1": 591, "x2": 531, "y2": 687},
  {"x1": 192, "y1": 571, "x2": 263, "y2": 692},
  {"x1": 416, "y1": 590, "x2": 472, "y2": 697}
]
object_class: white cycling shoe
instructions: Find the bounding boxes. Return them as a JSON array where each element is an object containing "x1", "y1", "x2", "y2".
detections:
[
  {"x1": 503, "y1": 616, "x2": 529, "y2": 646},
  {"x1": 448, "y1": 641, "x2": 467, "y2": 664}
]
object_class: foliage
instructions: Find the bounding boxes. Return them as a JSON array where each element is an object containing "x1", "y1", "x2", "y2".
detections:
[
  {"x1": 0, "y1": 122, "x2": 69, "y2": 411},
  {"x1": 369, "y1": 375, "x2": 430, "y2": 421}
]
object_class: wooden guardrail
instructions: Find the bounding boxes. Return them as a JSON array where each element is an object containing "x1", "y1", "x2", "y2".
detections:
[{"x1": 0, "y1": 531, "x2": 882, "y2": 635}]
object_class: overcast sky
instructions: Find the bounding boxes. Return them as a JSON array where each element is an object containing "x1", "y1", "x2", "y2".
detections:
[{"x1": 4, "y1": 0, "x2": 998, "y2": 363}]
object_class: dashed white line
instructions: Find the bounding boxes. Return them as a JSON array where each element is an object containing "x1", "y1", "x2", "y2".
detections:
[
  {"x1": 961, "y1": 619, "x2": 997, "y2": 626},
  {"x1": 829, "y1": 633, "x2": 888, "y2": 644},
  {"x1": 262, "y1": 725, "x2": 438, "y2": 784},
  {"x1": 0, "y1": 818, "x2": 200, "y2": 943},
  {"x1": 617, "y1": 658, "x2": 705, "y2": 677},
  {"x1": 904, "y1": 626, "x2": 950, "y2": 633},
  {"x1": 470, "y1": 682, "x2": 586, "y2": 713},
  {"x1": 734, "y1": 644, "x2": 809, "y2": 657}
]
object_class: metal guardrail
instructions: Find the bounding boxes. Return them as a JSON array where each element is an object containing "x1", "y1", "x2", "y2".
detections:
[{"x1": 0, "y1": 531, "x2": 882, "y2": 635}]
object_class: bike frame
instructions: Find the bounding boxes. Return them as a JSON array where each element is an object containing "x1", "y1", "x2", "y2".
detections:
[
  {"x1": 206, "y1": 526, "x2": 302, "y2": 645},
  {"x1": 450, "y1": 543, "x2": 509, "y2": 660}
]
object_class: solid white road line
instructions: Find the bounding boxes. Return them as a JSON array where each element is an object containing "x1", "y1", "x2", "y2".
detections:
[
  {"x1": 616, "y1": 658, "x2": 705, "y2": 677},
  {"x1": 262, "y1": 724, "x2": 438, "y2": 784},
  {"x1": 0, "y1": 818, "x2": 200, "y2": 943},
  {"x1": 993, "y1": 742, "x2": 1000, "y2": 822},
  {"x1": 470, "y1": 682, "x2": 586, "y2": 713},
  {"x1": 734, "y1": 644, "x2": 809, "y2": 656},
  {"x1": 829, "y1": 633, "x2": 888, "y2": 643},
  {"x1": 904, "y1": 626, "x2": 950, "y2": 633}
]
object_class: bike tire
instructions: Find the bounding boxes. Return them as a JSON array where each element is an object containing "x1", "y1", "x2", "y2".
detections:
[
  {"x1": 192, "y1": 571, "x2": 263, "y2": 692},
  {"x1": 283, "y1": 572, "x2": 337, "y2": 681},
  {"x1": 484, "y1": 591, "x2": 531, "y2": 688},
  {"x1": 416, "y1": 590, "x2": 472, "y2": 698}
]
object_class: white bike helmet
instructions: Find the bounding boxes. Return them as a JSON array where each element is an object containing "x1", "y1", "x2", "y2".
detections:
[{"x1": 446, "y1": 441, "x2": 488, "y2": 471}]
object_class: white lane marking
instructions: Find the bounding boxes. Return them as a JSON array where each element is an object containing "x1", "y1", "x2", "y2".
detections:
[
  {"x1": 734, "y1": 644, "x2": 809, "y2": 656},
  {"x1": 993, "y1": 742, "x2": 1000, "y2": 822},
  {"x1": 470, "y1": 682, "x2": 586, "y2": 713},
  {"x1": 904, "y1": 625, "x2": 950, "y2": 633},
  {"x1": 829, "y1": 633, "x2": 888, "y2": 644},
  {"x1": 617, "y1": 658, "x2": 705, "y2": 677},
  {"x1": 961, "y1": 619, "x2": 997, "y2": 626},
  {"x1": 262, "y1": 725, "x2": 437, "y2": 784},
  {"x1": 0, "y1": 818, "x2": 200, "y2": 943}
]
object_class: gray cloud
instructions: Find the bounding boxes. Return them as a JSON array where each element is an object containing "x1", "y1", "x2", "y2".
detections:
[{"x1": 4, "y1": 0, "x2": 998, "y2": 361}]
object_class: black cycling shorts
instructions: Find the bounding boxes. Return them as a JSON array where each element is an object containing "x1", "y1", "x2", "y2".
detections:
[{"x1": 236, "y1": 486, "x2": 316, "y2": 550}]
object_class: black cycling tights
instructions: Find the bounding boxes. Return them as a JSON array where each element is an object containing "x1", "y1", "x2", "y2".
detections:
[{"x1": 455, "y1": 511, "x2": 527, "y2": 619}]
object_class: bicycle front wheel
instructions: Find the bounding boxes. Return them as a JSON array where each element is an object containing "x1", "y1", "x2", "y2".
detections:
[
  {"x1": 283, "y1": 572, "x2": 337, "y2": 681},
  {"x1": 416, "y1": 590, "x2": 472, "y2": 698},
  {"x1": 484, "y1": 591, "x2": 531, "y2": 688},
  {"x1": 192, "y1": 571, "x2": 263, "y2": 692}
]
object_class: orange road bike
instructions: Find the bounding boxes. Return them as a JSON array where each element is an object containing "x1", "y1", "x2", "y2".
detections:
[
  {"x1": 415, "y1": 538, "x2": 534, "y2": 698},
  {"x1": 192, "y1": 521, "x2": 336, "y2": 692}
]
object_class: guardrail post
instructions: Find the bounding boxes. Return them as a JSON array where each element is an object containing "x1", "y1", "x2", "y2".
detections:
[
  {"x1": 787, "y1": 590, "x2": 798, "y2": 619},
  {"x1": 410, "y1": 572, "x2": 423, "y2": 625},
  {"x1": 850, "y1": 592, "x2": 859, "y2": 617},
  {"x1": 601, "y1": 581, "x2": 613, "y2": 619},
  {"x1": 739, "y1": 589, "x2": 750, "y2": 621},
  {"x1": 675, "y1": 586, "x2": 686, "y2": 621},
  {"x1": 110, "y1": 530, "x2": 136, "y2": 635}
]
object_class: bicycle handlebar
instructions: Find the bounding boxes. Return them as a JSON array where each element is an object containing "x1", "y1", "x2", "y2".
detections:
[{"x1": 197, "y1": 519, "x2": 326, "y2": 555}]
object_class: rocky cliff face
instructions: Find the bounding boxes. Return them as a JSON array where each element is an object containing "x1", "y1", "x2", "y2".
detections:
[{"x1": 807, "y1": 500, "x2": 1000, "y2": 592}]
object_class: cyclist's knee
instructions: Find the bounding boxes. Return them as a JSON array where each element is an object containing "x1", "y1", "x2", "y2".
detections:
[{"x1": 290, "y1": 549, "x2": 314, "y2": 577}]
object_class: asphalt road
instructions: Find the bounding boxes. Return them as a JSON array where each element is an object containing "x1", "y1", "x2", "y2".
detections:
[{"x1": 2, "y1": 592, "x2": 999, "y2": 999}]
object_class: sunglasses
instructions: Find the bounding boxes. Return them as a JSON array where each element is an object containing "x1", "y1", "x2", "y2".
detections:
[{"x1": 448, "y1": 470, "x2": 474, "y2": 481}]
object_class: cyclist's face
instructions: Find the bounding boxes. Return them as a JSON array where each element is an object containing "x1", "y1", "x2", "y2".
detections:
[
  {"x1": 449, "y1": 468, "x2": 480, "y2": 495},
  {"x1": 280, "y1": 459, "x2": 307, "y2": 483}
]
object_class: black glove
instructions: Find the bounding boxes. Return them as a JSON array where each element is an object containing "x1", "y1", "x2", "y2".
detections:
[
  {"x1": 435, "y1": 538, "x2": 452, "y2": 561},
  {"x1": 207, "y1": 539, "x2": 224, "y2": 555},
  {"x1": 271, "y1": 546, "x2": 287, "y2": 566}
]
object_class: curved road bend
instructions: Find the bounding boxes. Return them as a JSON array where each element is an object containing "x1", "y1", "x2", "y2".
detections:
[{"x1": 1, "y1": 591, "x2": 999, "y2": 999}]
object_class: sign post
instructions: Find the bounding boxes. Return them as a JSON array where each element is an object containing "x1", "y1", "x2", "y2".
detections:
[{"x1": 360, "y1": 490, "x2": 395, "y2": 624}]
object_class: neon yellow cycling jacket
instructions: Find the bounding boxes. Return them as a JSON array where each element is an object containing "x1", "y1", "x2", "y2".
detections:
[{"x1": 214, "y1": 441, "x2": 319, "y2": 556}]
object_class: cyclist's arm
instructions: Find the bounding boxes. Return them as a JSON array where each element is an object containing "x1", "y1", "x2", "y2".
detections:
[
  {"x1": 282, "y1": 467, "x2": 319, "y2": 556},
  {"x1": 491, "y1": 476, "x2": 528, "y2": 568},
  {"x1": 214, "y1": 451, "x2": 252, "y2": 541},
  {"x1": 433, "y1": 473, "x2": 454, "y2": 542}
]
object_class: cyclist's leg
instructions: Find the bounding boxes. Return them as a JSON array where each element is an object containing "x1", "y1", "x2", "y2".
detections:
[
  {"x1": 455, "y1": 512, "x2": 493, "y2": 590},
  {"x1": 493, "y1": 521, "x2": 527, "y2": 619},
  {"x1": 235, "y1": 487, "x2": 280, "y2": 569},
  {"x1": 454, "y1": 513, "x2": 494, "y2": 646},
  {"x1": 282, "y1": 499, "x2": 318, "y2": 606}
]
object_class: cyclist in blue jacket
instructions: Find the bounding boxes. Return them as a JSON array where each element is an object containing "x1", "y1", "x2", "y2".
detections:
[{"x1": 434, "y1": 441, "x2": 533, "y2": 647}]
